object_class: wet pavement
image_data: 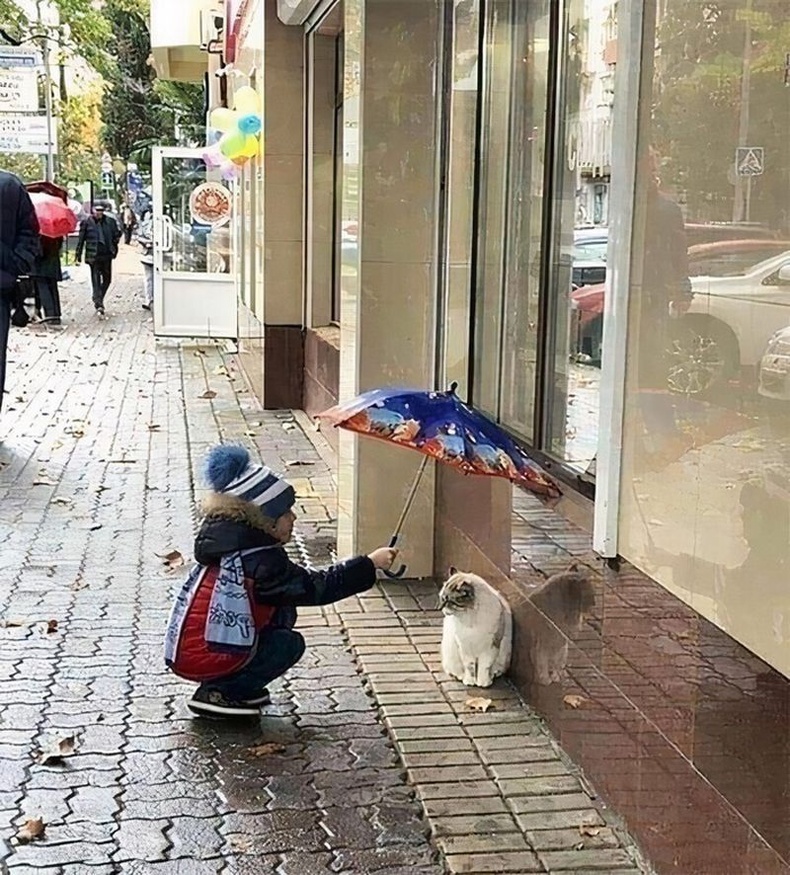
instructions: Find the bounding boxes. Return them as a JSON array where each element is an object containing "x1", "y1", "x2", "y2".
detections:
[{"x1": 0, "y1": 260, "x2": 648, "y2": 874}]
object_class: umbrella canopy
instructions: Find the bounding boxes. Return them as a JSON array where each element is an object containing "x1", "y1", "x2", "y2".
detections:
[
  {"x1": 26, "y1": 180, "x2": 68, "y2": 203},
  {"x1": 319, "y1": 384, "x2": 561, "y2": 499},
  {"x1": 29, "y1": 192, "x2": 78, "y2": 239}
]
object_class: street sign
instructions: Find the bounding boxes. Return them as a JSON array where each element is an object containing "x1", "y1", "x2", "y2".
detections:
[
  {"x1": 0, "y1": 68, "x2": 40, "y2": 112},
  {"x1": 0, "y1": 47, "x2": 41, "y2": 68},
  {"x1": 736, "y1": 146, "x2": 764, "y2": 177},
  {"x1": 0, "y1": 114, "x2": 57, "y2": 155},
  {"x1": 101, "y1": 170, "x2": 114, "y2": 187}
]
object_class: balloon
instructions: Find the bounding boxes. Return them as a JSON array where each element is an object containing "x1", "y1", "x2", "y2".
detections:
[
  {"x1": 202, "y1": 147, "x2": 223, "y2": 168},
  {"x1": 209, "y1": 107, "x2": 237, "y2": 133},
  {"x1": 219, "y1": 128, "x2": 246, "y2": 158},
  {"x1": 220, "y1": 160, "x2": 239, "y2": 180},
  {"x1": 234, "y1": 85, "x2": 260, "y2": 116},
  {"x1": 240, "y1": 135, "x2": 259, "y2": 158},
  {"x1": 238, "y1": 113, "x2": 262, "y2": 136}
]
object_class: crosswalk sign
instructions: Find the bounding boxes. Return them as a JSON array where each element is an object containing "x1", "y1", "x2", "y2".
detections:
[{"x1": 736, "y1": 147, "x2": 764, "y2": 177}]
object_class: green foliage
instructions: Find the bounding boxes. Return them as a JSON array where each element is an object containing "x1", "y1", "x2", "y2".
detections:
[
  {"x1": 101, "y1": 0, "x2": 206, "y2": 167},
  {"x1": 58, "y1": 79, "x2": 103, "y2": 185},
  {"x1": 652, "y1": 0, "x2": 790, "y2": 228}
]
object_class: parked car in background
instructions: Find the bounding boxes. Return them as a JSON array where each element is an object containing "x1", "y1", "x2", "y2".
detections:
[
  {"x1": 572, "y1": 228, "x2": 607, "y2": 289},
  {"x1": 572, "y1": 241, "x2": 790, "y2": 376}
]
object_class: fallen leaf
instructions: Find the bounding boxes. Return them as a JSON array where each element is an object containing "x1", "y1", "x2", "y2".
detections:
[
  {"x1": 285, "y1": 460, "x2": 315, "y2": 467},
  {"x1": 147, "y1": 423, "x2": 161, "y2": 432},
  {"x1": 32, "y1": 479, "x2": 57, "y2": 487},
  {"x1": 16, "y1": 817, "x2": 45, "y2": 843},
  {"x1": 0, "y1": 618, "x2": 27, "y2": 628},
  {"x1": 248, "y1": 742, "x2": 285, "y2": 757},
  {"x1": 229, "y1": 834, "x2": 253, "y2": 852},
  {"x1": 89, "y1": 524, "x2": 103, "y2": 532},
  {"x1": 244, "y1": 431, "x2": 257, "y2": 438},
  {"x1": 249, "y1": 421, "x2": 262, "y2": 427},
  {"x1": 199, "y1": 390, "x2": 217, "y2": 399},
  {"x1": 157, "y1": 550, "x2": 185, "y2": 571},
  {"x1": 213, "y1": 365, "x2": 229, "y2": 377},
  {"x1": 35, "y1": 620, "x2": 58, "y2": 636},
  {"x1": 52, "y1": 497, "x2": 72, "y2": 506},
  {"x1": 465, "y1": 697, "x2": 494, "y2": 713},
  {"x1": 193, "y1": 349, "x2": 207, "y2": 357},
  {"x1": 563, "y1": 694, "x2": 588, "y2": 709},
  {"x1": 579, "y1": 823, "x2": 601, "y2": 837},
  {"x1": 38, "y1": 735, "x2": 76, "y2": 765},
  {"x1": 282, "y1": 422, "x2": 296, "y2": 431}
]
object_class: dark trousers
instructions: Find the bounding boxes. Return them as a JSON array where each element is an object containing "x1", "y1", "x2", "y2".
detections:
[
  {"x1": 123, "y1": 225, "x2": 134, "y2": 245},
  {"x1": 89, "y1": 259, "x2": 113, "y2": 308},
  {"x1": 208, "y1": 627, "x2": 306, "y2": 700},
  {"x1": 0, "y1": 291, "x2": 9, "y2": 413},
  {"x1": 34, "y1": 278, "x2": 61, "y2": 320}
]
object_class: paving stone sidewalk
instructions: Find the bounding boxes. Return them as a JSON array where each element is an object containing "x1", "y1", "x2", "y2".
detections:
[{"x1": 0, "y1": 267, "x2": 649, "y2": 874}]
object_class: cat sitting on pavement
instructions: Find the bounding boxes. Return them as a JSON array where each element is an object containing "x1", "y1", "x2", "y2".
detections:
[{"x1": 439, "y1": 568, "x2": 512, "y2": 688}]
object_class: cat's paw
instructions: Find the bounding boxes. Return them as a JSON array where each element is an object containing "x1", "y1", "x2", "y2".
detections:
[
  {"x1": 475, "y1": 673, "x2": 495, "y2": 688},
  {"x1": 461, "y1": 673, "x2": 477, "y2": 687}
]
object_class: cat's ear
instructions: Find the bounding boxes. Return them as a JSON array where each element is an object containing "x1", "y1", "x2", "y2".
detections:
[{"x1": 448, "y1": 565, "x2": 458, "y2": 577}]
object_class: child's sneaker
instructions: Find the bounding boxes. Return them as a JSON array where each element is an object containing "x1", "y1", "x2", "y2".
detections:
[
  {"x1": 187, "y1": 687, "x2": 260, "y2": 718},
  {"x1": 243, "y1": 688, "x2": 271, "y2": 707}
]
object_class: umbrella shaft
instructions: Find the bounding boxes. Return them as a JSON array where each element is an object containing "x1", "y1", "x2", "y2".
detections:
[{"x1": 393, "y1": 455, "x2": 430, "y2": 542}]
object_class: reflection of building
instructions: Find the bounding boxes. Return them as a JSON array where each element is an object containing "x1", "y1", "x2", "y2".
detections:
[
  {"x1": 151, "y1": 1, "x2": 790, "y2": 872},
  {"x1": 574, "y1": 0, "x2": 617, "y2": 226}
]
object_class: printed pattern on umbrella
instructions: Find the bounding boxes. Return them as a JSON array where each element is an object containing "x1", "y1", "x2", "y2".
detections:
[{"x1": 320, "y1": 386, "x2": 560, "y2": 499}]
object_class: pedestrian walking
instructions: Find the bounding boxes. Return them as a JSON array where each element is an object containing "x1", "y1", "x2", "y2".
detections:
[
  {"x1": 137, "y1": 212, "x2": 154, "y2": 311},
  {"x1": 121, "y1": 204, "x2": 137, "y2": 245},
  {"x1": 0, "y1": 169, "x2": 40, "y2": 415},
  {"x1": 30, "y1": 235, "x2": 63, "y2": 325},
  {"x1": 75, "y1": 203, "x2": 121, "y2": 316},
  {"x1": 164, "y1": 444, "x2": 398, "y2": 718}
]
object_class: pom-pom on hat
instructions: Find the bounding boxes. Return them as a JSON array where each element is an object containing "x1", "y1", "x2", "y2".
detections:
[{"x1": 204, "y1": 444, "x2": 296, "y2": 520}]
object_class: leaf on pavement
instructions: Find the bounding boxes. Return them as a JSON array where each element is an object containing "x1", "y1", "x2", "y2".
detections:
[
  {"x1": 213, "y1": 365, "x2": 230, "y2": 377},
  {"x1": 38, "y1": 735, "x2": 77, "y2": 766},
  {"x1": 465, "y1": 697, "x2": 494, "y2": 713},
  {"x1": 35, "y1": 620, "x2": 58, "y2": 636},
  {"x1": 0, "y1": 618, "x2": 27, "y2": 628},
  {"x1": 52, "y1": 496, "x2": 72, "y2": 506},
  {"x1": 563, "y1": 694, "x2": 588, "y2": 709},
  {"x1": 199, "y1": 390, "x2": 217, "y2": 399},
  {"x1": 15, "y1": 817, "x2": 45, "y2": 843},
  {"x1": 147, "y1": 423, "x2": 161, "y2": 432},
  {"x1": 285, "y1": 460, "x2": 315, "y2": 467},
  {"x1": 248, "y1": 742, "x2": 286, "y2": 757},
  {"x1": 32, "y1": 478, "x2": 57, "y2": 487},
  {"x1": 157, "y1": 550, "x2": 185, "y2": 571},
  {"x1": 579, "y1": 823, "x2": 601, "y2": 837}
]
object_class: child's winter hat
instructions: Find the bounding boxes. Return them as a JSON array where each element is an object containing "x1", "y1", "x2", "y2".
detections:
[{"x1": 204, "y1": 445, "x2": 295, "y2": 520}]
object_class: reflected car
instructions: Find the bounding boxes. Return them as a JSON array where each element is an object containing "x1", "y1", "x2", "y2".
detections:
[
  {"x1": 571, "y1": 248, "x2": 790, "y2": 387},
  {"x1": 572, "y1": 228, "x2": 607, "y2": 288}
]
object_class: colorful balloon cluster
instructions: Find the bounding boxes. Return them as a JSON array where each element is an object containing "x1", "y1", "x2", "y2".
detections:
[{"x1": 203, "y1": 86, "x2": 262, "y2": 180}]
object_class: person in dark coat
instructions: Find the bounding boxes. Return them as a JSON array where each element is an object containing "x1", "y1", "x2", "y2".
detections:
[
  {"x1": 165, "y1": 445, "x2": 398, "y2": 718},
  {"x1": 75, "y1": 203, "x2": 121, "y2": 316},
  {"x1": 0, "y1": 169, "x2": 40, "y2": 414},
  {"x1": 30, "y1": 236, "x2": 63, "y2": 325}
]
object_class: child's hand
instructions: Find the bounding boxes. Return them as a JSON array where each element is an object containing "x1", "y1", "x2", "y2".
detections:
[{"x1": 368, "y1": 547, "x2": 398, "y2": 570}]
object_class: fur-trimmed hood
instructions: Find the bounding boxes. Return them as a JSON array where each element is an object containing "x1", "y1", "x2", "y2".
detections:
[
  {"x1": 201, "y1": 492, "x2": 276, "y2": 532},
  {"x1": 194, "y1": 493, "x2": 281, "y2": 566}
]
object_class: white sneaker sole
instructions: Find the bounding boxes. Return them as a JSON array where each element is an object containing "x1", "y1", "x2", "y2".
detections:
[{"x1": 187, "y1": 698, "x2": 260, "y2": 718}]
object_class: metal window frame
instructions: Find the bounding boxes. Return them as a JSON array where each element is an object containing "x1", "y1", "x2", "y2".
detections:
[{"x1": 592, "y1": 0, "x2": 645, "y2": 557}]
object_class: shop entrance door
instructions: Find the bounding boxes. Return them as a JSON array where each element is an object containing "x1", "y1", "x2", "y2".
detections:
[{"x1": 152, "y1": 147, "x2": 237, "y2": 338}]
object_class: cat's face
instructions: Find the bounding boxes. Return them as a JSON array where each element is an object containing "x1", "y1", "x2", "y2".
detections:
[{"x1": 439, "y1": 567, "x2": 477, "y2": 615}]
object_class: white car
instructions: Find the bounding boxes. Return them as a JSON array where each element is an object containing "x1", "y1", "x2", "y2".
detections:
[{"x1": 681, "y1": 252, "x2": 790, "y2": 387}]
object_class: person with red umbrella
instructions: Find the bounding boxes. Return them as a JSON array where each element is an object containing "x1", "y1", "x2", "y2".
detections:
[{"x1": 0, "y1": 169, "x2": 40, "y2": 415}]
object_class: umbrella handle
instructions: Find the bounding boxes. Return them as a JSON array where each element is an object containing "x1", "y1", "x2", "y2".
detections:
[{"x1": 382, "y1": 534, "x2": 407, "y2": 580}]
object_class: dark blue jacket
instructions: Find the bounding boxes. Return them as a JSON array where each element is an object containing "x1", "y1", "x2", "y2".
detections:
[
  {"x1": 75, "y1": 215, "x2": 121, "y2": 264},
  {"x1": 194, "y1": 498, "x2": 376, "y2": 614},
  {"x1": 0, "y1": 170, "x2": 40, "y2": 291}
]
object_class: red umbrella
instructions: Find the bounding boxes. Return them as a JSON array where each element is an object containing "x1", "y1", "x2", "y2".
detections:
[{"x1": 29, "y1": 192, "x2": 78, "y2": 239}]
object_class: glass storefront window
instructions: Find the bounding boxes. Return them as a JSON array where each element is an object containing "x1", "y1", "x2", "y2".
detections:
[
  {"x1": 471, "y1": 0, "x2": 551, "y2": 443},
  {"x1": 619, "y1": 0, "x2": 790, "y2": 676}
]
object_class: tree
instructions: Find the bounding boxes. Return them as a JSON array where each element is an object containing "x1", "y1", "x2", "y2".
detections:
[
  {"x1": 101, "y1": 0, "x2": 206, "y2": 168},
  {"x1": 58, "y1": 77, "x2": 103, "y2": 185}
]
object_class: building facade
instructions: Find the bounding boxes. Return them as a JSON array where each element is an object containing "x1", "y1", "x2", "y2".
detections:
[{"x1": 152, "y1": 1, "x2": 790, "y2": 871}]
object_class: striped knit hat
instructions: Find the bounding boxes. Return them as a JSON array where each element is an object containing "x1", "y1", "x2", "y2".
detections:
[{"x1": 204, "y1": 445, "x2": 295, "y2": 520}]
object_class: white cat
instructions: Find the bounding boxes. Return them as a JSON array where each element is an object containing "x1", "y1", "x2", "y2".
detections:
[{"x1": 439, "y1": 568, "x2": 512, "y2": 688}]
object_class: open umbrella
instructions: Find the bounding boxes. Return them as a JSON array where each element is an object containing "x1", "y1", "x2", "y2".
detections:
[
  {"x1": 28, "y1": 192, "x2": 78, "y2": 239},
  {"x1": 318, "y1": 383, "x2": 561, "y2": 578}
]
